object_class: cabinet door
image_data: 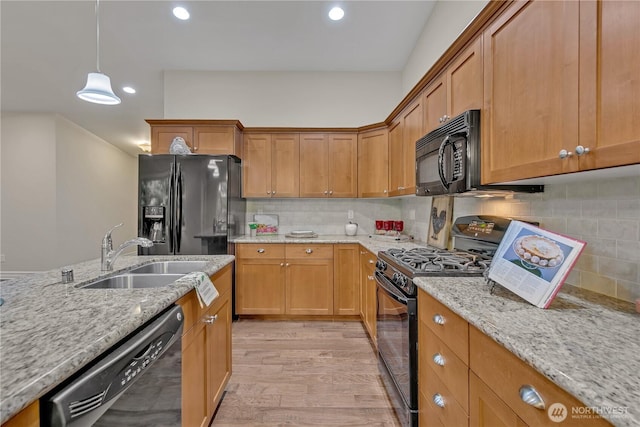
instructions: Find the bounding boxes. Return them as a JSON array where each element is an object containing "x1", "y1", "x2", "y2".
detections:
[
  {"x1": 328, "y1": 133, "x2": 358, "y2": 198},
  {"x1": 299, "y1": 133, "x2": 329, "y2": 197},
  {"x1": 365, "y1": 263, "x2": 377, "y2": 343},
  {"x1": 358, "y1": 128, "x2": 389, "y2": 198},
  {"x1": 334, "y1": 244, "x2": 360, "y2": 315},
  {"x1": 243, "y1": 134, "x2": 272, "y2": 198},
  {"x1": 423, "y1": 75, "x2": 447, "y2": 133},
  {"x1": 206, "y1": 295, "x2": 232, "y2": 417},
  {"x1": 359, "y1": 249, "x2": 369, "y2": 321},
  {"x1": 285, "y1": 259, "x2": 334, "y2": 315},
  {"x1": 151, "y1": 126, "x2": 193, "y2": 154},
  {"x1": 469, "y1": 372, "x2": 527, "y2": 427},
  {"x1": 388, "y1": 120, "x2": 404, "y2": 196},
  {"x1": 401, "y1": 98, "x2": 423, "y2": 194},
  {"x1": 482, "y1": 0, "x2": 580, "y2": 183},
  {"x1": 271, "y1": 133, "x2": 300, "y2": 198},
  {"x1": 182, "y1": 321, "x2": 207, "y2": 427},
  {"x1": 235, "y1": 259, "x2": 285, "y2": 314},
  {"x1": 193, "y1": 126, "x2": 236, "y2": 156},
  {"x1": 447, "y1": 37, "x2": 483, "y2": 119},
  {"x1": 1, "y1": 402, "x2": 39, "y2": 427},
  {"x1": 579, "y1": 0, "x2": 640, "y2": 170}
]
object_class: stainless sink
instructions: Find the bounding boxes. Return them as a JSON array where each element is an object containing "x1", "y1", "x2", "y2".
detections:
[
  {"x1": 127, "y1": 261, "x2": 209, "y2": 275},
  {"x1": 80, "y1": 273, "x2": 185, "y2": 289}
]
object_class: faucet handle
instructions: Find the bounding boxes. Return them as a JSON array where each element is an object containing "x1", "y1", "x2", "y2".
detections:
[{"x1": 102, "y1": 223, "x2": 124, "y2": 249}]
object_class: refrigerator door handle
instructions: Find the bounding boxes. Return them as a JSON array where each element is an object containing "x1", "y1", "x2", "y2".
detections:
[
  {"x1": 176, "y1": 162, "x2": 183, "y2": 252},
  {"x1": 168, "y1": 161, "x2": 175, "y2": 253}
]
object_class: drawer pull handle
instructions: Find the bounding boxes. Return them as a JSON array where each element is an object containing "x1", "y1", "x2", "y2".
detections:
[
  {"x1": 519, "y1": 385, "x2": 546, "y2": 410},
  {"x1": 433, "y1": 353, "x2": 445, "y2": 366},
  {"x1": 305, "y1": 248, "x2": 313, "y2": 254},
  {"x1": 432, "y1": 314, "x2": 445, "y2": 325},
  {"x1": 257, "y1": 248, "x2": 265, "y2": 253},
  {"x1": 203, "y1": 314, "x2": 218, "y2": 325},
  {"x1": 433, "y1": 393, "x2": 445, "y2": 408},
  {"x1": 368, "y1": 275, "x2": 374, "y2": 281},
  {"x1": 369, "y1": 259, "x2": 375, "y2": 264}
]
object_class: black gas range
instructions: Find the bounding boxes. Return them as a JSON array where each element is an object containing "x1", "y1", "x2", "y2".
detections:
[
  {"x1": 376, "y1": 215, "x2": 513, "y2": 296},
  {"x1": 375, "y1": 215, "x2": 515, "y2": 427}
]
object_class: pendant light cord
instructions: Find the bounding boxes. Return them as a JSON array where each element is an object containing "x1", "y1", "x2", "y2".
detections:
[{"x1": 95, "y1": 0, "x2": 101, "y2": 72}]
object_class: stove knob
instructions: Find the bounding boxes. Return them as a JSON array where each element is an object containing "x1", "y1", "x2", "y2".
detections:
[
  {"x1": 391, "y1": 272, "x2": 399, "y2": 284},
  {"x1": 399, "y1": 275, "x2": 408, "y2": 288},
  {"x1": 376, "y1": 260, "x2": 387, "y2": 271}
]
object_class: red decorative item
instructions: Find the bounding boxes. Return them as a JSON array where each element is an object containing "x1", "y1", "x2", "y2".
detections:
[
  {"x1": 375, "y1": 220, "x2": 383, "y2": 230},
  {"x1": 383, "y1": 220, "x2": 393, "y2": 231},
  {"x1": 394, "y1": 221, "x2": 404, "y2": 232}
]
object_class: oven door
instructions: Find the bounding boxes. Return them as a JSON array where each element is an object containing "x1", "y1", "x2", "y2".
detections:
[{"x1": 375, "y1": 272, "x2": 418, "y2": 426}]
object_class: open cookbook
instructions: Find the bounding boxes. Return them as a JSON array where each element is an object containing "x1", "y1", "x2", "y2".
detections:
[{"x1": 487, "y1": 220, "x2": 586, "y2": 308}]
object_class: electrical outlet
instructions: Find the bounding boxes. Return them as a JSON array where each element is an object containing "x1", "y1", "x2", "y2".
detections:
[
  {"x1": 409, "y1": 209, "x2": 416, "y2": 220},
  {"x1": 348, "y1": 210, "x2": 354, "y2": 219}
]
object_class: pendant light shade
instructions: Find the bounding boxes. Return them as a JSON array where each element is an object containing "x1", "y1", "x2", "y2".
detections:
[
  {"x1": 77, "y1": 0, "x2": 120, "y2": 105},
  {"x1": 77, "y1": 72, "x2": 121, "y2": 105}
]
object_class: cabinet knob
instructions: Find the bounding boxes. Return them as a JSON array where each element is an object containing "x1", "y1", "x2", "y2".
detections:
[
  {"x1": 324, "y1": 190, "x2": 329, "y2": 195},
  {"x1": 305, "y1": 248, "x2": 313, "y2": 254},
  {"x1": 267, "y1": 191, "x2": 271, "y2": 195},
  {"x1": 575, "y1": 145, "x2": 590, "y2": 156},
  {"x1": 368, "y1": 275, "x2": 374, "y2": 281},
  {"x1": 286, "y1": 263, "x2": 290, "y2": 267},
  {"x1": 519, "y1": 385, "x2": 546, "y2": 410},
  {"x1": 558, "y1": 149, "x2": 573, "y2": 159},
  {"x1": 368, "y1": 259, "x2": 375, "y2": 264},
  {"x1": 272, "y1": 191, "x2": 276, "y2": 195},
  {"x1": 433, "y1": 393, "x2": 445, "y2": 408},
  {"x1": 383, "y1": 189, "x2": 388, "y2": 194},
  {"x1": 280, "y1": 262, "x2": 285, "y2": 267},
  {"x1": 203, "y1": 314, "x2": 218, "y2": 325},
  {"x1": 432, "y1": 353, "x2": 445, "y2": 366},
  {"x1": 257, "y1": 248, "x2": 265, "y2": 253},
  {"x1": 432, "y1": 314, "x2": 445, "y2": 325},
  {"x1": 439, "y1": 117, "x2": 444, "y2": 123},
  {"x1": 329, "y1": 190, "x2": 333, "y2": 195}
]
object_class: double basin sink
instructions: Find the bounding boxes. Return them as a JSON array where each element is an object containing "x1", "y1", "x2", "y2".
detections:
[{"x1": 80, "y1": 261, "x2": 209, "y2": 290}]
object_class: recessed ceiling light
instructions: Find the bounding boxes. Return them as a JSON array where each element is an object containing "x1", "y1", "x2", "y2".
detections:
[
  {"x1": 122, "y1": 86, "x2": 136, "y2": 94},
  {"x1": 173, "y1": 6, "x2": 190, "y2": 20},
  {"x1": 328, "y1": 6, "x2": 344, "y2": 21}
]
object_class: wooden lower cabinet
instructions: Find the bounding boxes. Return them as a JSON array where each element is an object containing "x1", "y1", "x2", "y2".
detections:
[
  {"x1": 236, "y1": 243, "x2": 359, "y2": 316},
  {"x1": 470, "y1": 372, "x2": 527, "y2": 427},
  {"x1": 178, "y1": 264, "x2": 233, "y2": 427},
  {"x1": 1, "y1": 401, "x2": 39, "y2": 427},
  {"x1": 359, "y1": 247, "x2": 377, "y2": 342}
]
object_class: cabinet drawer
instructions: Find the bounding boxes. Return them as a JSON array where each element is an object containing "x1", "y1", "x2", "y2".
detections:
[
  {"x1": 177, "y1": 290, "x2": 205, "y2": 333},
  {"x1": 469, "y1": 326, "x2": 611, "y2": 427},
  {"x1": 419, "y1": 291, "x2": 469, "y2": 364},
  {"x1": 236, "y1": 243, "x2": 285, "y2": 259},
  {"x1": 285, "y1": 244, "x2": 333, "y2": 259},
  {"x1": 421, "y1": 364, "x2": 468, "y2": 427},
  {"x1": 421, "y1": 324, "x2": 469, "y2": 413},
  {"x1": 210, "y1": 264, "x2": 232, "y2": 297}
]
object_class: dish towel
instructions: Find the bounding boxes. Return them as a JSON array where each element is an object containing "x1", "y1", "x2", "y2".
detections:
[{"x1": 181, "y1": 271, "x2": 219, "y2": 307}]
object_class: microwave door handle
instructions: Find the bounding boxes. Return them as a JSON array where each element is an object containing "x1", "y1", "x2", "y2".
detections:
[{"x1": 438, "y1": 136, "x2": 452, "y2": 188}]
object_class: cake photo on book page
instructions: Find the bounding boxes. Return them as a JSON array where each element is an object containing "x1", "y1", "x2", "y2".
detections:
[{"x1": 487, "y1": 220, "x2": 586, "y2": 308}]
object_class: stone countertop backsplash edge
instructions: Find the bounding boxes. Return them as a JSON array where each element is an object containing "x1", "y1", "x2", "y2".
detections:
[
  {"x1": 413, "y1": 276, "x2": 640, "y2": 427},
  {"x1": 0, "y1": 254, "x2": 234, "y2": 424}
]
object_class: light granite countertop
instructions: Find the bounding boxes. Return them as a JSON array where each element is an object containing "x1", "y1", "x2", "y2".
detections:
[
  {"x1": 414, "y1": 276, "x2": 639, "y2": 427},
  {"x1": 0, "y1": 254, "x2": 234, "y2": 424}
]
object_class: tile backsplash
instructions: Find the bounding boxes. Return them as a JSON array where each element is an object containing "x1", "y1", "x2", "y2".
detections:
[{"x1": 246, "y1": 175, "x2": 639, "y2": 303}]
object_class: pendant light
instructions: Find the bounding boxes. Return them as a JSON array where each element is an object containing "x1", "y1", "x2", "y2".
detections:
[{"x1": 77, "y1": 0, "x2": 121, "y2": 105}]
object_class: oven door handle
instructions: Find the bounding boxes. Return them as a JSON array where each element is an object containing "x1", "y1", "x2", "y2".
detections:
[{"x1": 375, "y1": 271, "x2": 409, "y2": 305}]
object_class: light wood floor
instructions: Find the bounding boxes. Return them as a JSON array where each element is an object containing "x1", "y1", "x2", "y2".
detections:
[{"x1": 211, "y1": 320, "x2": 401, "y2": 427}]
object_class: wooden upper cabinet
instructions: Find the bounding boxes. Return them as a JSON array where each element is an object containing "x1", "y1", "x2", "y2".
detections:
[
  {"x1": 271, "y1": 133, "x2": 300, "y2": 198},
  {"x1": 423, "y1": 37, "x2": 483, "y2": 135},
  {"x1": 242, "y1": 133, "x2": 299, "y2": 198},
  {"x1": 147, "y1": 121, "x2": 242, "y2": 157},
  {"x1": 299, "y1": 133, "x2": 357, "y2": 198},
  {"x1": 389, "y1": 97, "x2": 423, "y2": 197},
  {"x1": 150, "y1": 125, "x2": 194, "y2": 153},
  {"x1": 481, "y1": 0, "x2": 580, "y2": 184},
  {"x1": 578, "y1": 0, "x2": 640, "y2": 171},
  {"x1": 358, "y1": 127, "x2": 389, "y2": 198}
]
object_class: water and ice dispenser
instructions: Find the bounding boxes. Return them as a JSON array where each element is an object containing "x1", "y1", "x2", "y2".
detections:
[{"x1": 142, "y1": 206, "x2": 166, "y2": 243}]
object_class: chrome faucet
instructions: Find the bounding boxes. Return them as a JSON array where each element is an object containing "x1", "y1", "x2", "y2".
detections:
[{"x1": 101, "y1": 223, "x2": 153, "y2": 271}]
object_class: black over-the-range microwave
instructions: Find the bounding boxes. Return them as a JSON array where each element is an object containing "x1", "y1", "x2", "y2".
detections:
[{"x1": 415, "y1": 109, "x2": 543, "y2": 196}]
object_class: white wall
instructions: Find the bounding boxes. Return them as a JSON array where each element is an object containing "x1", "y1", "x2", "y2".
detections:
[
  {"x1": 164, "y1": 70, "x2": 403, "y2": 127},
  {"x1": 0, "y1": 113, "x2": 138, "y2": 272},
  {"x1": 402, "y1": 0, "x2": 489, "y2": 93}
]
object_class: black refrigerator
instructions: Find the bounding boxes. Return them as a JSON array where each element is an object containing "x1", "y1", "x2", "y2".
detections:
[{"x1": 137, "y1": 154, "x2": 245, "y2": 255}]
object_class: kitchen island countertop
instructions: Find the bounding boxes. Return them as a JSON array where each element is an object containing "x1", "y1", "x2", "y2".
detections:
[{"x1": 0, "y1": 254, "x2": 234, "y2": 424}]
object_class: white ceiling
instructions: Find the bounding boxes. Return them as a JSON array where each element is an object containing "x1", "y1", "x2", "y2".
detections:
[{"x1": 1, "y1": 1, "x2": 436, "y2": 155}]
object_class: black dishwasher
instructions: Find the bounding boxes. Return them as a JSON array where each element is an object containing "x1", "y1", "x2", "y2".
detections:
[{"x1": 41, "y1": 305, "x2": 183, "y2": 427}]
